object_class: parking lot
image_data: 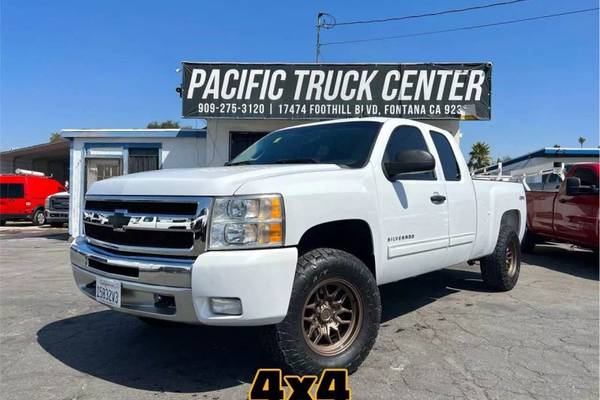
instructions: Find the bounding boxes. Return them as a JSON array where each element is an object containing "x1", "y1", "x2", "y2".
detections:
[{"x1": 0, "y1": 225, "x2": 598, "y2": 400}]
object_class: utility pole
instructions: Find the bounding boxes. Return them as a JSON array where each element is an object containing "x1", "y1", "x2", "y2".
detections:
[
  {"x1": 315, "y1": 12, "x2": 335, "y2": 64},
  {"x1": 315, "y1": 12, "x2": 324, "y2": 63}
]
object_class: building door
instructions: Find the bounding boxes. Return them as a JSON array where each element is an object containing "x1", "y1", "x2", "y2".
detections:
[
  {"x1": 229, "y1": 132, "x2": 268, "y2": 161},
  {"x1": 85, "y1": 158, "x2": 122, "y2": 192},
  {"x1": 128, "y1": 148, "x2": 159, "y2": 173}
]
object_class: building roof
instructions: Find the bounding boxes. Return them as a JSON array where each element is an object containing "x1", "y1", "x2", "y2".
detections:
[
  {"x1": 0, "y1": 139, "x2": 69, "y2": 157},
  {"x1": 61, "y1": 128, "x2": 207, "y2": 139},
  {"x1": 481, "y1": 147, "x2": 600, "y2": 173}
]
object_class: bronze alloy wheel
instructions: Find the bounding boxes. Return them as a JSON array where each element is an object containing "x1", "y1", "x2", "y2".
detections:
[
  {"x1": 506, "y1": 239, "x2": 518, "y2": 277},
  {"x1": 302, "y1": 278, "x2": 363, "y2": 357}
]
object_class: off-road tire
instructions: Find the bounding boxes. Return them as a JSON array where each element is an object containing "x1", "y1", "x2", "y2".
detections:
[
  {"x1": 32, "y1": 209, "x2": 45, "y2": 226},
  {"x1": 481, "y1": 225, "x2": 521, "y2": 291},
  {"x1": 521, "y1": 228, "x2": 537, "y2": 253},
  {"x1": 261, "y1": 248, "x2": 381, "y2": 375}
]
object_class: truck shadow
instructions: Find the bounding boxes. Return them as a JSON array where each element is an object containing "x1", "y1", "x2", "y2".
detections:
[
  {"x1": 380, "y1": 267, "x2": 490, "y2": 322},
  {"x1": 37, "y1": 311, "x2": 268, "y2": 392},
  {"x1": 36, "y1": 266, "x2": 488, "y2": 393},
  {"x1": 522, "y1": 244, "x2": 598, "y2": 281}
]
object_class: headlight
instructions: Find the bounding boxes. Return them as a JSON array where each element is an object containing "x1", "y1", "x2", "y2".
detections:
[{"x1": 208, "y1": 194, "x2": 284, "y2": 250}]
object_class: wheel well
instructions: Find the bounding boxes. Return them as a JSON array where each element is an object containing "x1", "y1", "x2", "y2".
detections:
[
  {"x1": 501, "y1": 210, "x2": 520, "y2": 234},
  {"x1": 297, "y1": 219, "x2": 376, "y2": 279}
]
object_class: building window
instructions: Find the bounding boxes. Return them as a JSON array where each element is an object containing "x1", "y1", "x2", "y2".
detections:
[
  {"x1": 229, "y1": 132, "x2": 268, "y2": 161},
  {"x1": 85, "y1": 158, "x2": 122, "y2": 192},
  {"x1": 128, "y1": 148, "x2": 159, "y2": 174}
]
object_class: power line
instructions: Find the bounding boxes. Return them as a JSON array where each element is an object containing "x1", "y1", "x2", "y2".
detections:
[
  {"x1": 334, "y1": 0, "x2": 528, "y2": 27},
  {"x1": 322, "y1": 7, "x2": 598, "y2": 46}
]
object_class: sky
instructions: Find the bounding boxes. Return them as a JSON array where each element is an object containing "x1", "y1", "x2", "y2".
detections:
[{"x1": 1, "y1": 0, "x2": 598, "y2": 160}]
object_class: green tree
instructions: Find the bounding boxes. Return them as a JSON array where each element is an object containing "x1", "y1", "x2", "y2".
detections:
[
  {"x1": 578, "y1": 136, "x2": 586, "y2": 148},
  {"x1": 147, "y1": 120, "x2": 180, "y2": 129},
  {"x1": 49, "y1": 132, "x2": 62, "y2": 143},
  {"x1": 468, "y1": 141, "x2": 492, "y2": 171}
]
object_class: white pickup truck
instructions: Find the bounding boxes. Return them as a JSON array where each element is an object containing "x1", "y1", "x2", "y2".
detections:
[{"x1": 71, "y1": 118, "x2": 526, "y2": 374}]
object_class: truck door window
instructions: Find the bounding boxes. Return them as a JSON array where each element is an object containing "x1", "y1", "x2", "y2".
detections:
[
  {"x1": 0, "y1": 183, "x2": 24, "y2": 198},
  {"x1": 572, "y1": 168, "x2": 598, "y2": 188},
  {"x1": 383, "y1": 126, "x2": 435, "y2": 180},
  {"x1": 430, "y1": 131, "x2": 461, "y2": 181}
]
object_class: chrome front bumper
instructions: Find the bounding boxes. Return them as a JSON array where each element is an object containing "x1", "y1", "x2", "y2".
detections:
[{"x1": 70, "y1": 238, "x2": 199, "y2": 323}]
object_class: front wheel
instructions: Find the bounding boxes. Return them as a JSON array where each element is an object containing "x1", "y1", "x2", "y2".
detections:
[
  {"x1": 262, "y1": 248, "x2": 381, "y2": 375},
  {"x1": 32, "y1": 209, "x2": 46, "y2": 226},
  {"x1": 480, "y1": 226, "x2": 521, "y2": 291}
]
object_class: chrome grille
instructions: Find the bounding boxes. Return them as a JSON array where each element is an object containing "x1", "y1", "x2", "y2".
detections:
[{"x1": 83, "y1": 196, "x2": 212, "y2": 257}]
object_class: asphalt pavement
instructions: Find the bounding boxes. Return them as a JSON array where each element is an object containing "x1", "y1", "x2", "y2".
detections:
[{"x1": 0, "y1": 224, "x2": 598, "y2": 400}]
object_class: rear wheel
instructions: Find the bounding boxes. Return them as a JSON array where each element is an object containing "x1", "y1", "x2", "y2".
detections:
[
  {"x1": 481, "y1": 225, "x2": 521, "y2": 291},
  {"x1": 262, "y1": 248, "x2": 381, "y2": 375},
  {"x1": 32, "y1": 209, "x2": 46, "y2": 226}
]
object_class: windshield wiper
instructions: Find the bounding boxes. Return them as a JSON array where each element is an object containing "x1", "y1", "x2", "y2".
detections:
[{"x1": 272, "y1": 158, "x2": 319, "y2": 164}]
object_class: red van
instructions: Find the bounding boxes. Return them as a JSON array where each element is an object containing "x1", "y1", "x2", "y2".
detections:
[{"x1": 0, "y1": 174, "x2": 65, "y2": 226}]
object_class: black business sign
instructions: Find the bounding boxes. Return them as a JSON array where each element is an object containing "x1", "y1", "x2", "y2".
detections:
[{"x1": 182, "y1": 62, "x2": 491, "y2": 120}]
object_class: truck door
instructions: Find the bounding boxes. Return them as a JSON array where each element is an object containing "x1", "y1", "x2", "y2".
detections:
[
  {"x1": 375, "y1": 125, "x2": 449, "y2": 284},
  {"x1": 429, "y1": 130, "x2": 477, "y2": 266},
  {"x1": 554, "y1": 166, "x2": 599, "y2": 247}
]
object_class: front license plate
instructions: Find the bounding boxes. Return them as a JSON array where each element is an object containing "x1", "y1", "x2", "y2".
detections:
[{"x1": 95, "y1": 277, "x2": 121, "y2": 307}]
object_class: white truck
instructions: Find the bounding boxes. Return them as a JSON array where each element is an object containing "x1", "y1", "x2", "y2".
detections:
[{"x1": 71, "y1": 118, "x2": 526, "y2": 374}]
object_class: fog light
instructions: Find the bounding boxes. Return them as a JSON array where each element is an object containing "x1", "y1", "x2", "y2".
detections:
[{"x1": 209, "y1": 297, "x2": 242, "y2": 315}]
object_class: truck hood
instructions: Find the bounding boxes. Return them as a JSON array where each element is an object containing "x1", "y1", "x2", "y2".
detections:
[
  {"x1": 86, "y1": 164, "x2": 343, "y2": 197},
  {"x1": 49, "y1": 191, "x2": 69, "y2": 198}
]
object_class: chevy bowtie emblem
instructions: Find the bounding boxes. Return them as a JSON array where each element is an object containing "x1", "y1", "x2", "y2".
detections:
[{"x1": 110, "y1": 209, "x2": 130, "y2": 232}]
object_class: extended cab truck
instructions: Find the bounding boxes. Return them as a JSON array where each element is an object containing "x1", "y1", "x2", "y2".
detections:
[
  {"x1": 70, "y1": 118, "x2": 526, "y2": 374},
  {"x1": 522, "y1": 162, "x2": 599, "y2": 253}
]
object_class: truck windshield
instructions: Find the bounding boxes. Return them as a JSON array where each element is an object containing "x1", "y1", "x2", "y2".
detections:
[{"x1": 227, "y1": 121, "x2": 382, "y2": 168}]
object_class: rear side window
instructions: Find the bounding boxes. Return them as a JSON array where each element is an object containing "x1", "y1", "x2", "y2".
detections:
[
  {"x1": 573, "y1": 167, "x2": 598, "y2": 188},
  {"x1": 383, "y1": 126, "x2": 435, "y2": 180},
  {"x1": 0, "y1": 183, "x2": 24, "y2": 198},
  {"x1": 430, "y1": 131, "x2": 461, "y2": 181}
]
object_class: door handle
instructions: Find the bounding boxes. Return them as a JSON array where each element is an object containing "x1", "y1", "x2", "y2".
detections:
[{"x1": 430, "y1": 194, "x2": 446, "y2": 204}]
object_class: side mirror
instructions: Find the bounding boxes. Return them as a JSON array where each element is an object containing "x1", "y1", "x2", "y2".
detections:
[
  {"x1": 565, "y1": 177, "x2": 581, "y2": 196},
  {"x1": 384, "y1": 150, "x2": 436, "y2": 180}
]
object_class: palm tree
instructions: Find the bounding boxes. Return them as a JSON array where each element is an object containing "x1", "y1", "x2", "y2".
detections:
[
  {"x1": 578, "y1": 136, "x2": 586, "y2": 148},
  {"x1": 468, "y1": 141, "x2": 492, "y2": 171}
]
